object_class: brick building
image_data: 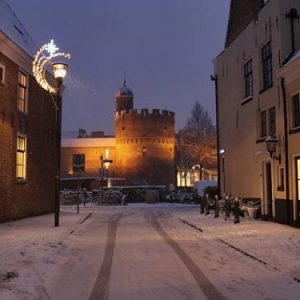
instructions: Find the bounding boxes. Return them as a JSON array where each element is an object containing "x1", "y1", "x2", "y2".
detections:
[
  {"x1": 0, "y1": 1, "x2": 57, "y2": 222},
  {"x1": 61, "y1": 81, "x2": 175, "y2": 187}
]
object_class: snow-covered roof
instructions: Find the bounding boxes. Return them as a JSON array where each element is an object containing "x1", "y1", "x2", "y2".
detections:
[
  {"x1": 62, "y1": 137, "x2": 116, "y2": 148},
  {"x1": 0, "y1": 0, "x2": 37, "y2": 57},
  {"x1": 285, "y1": 49, "x2": 300, "y2": 66}
]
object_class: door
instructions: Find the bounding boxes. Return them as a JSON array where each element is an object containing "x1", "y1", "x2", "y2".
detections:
[
  {"x1": 265, "y1": 162, "x2": 273, "y2": 219},
  {"x1": 295, "y1": 157, "x2": 300, "y2": 222}
]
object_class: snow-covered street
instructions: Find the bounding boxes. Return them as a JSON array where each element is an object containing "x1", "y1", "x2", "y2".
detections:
[{"x1": 0, "y1": 203, "x2": 300, "y2": 300}]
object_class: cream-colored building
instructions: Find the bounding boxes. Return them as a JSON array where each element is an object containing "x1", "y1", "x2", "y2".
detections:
[{"x1": 215, "y1": 0, "x2": 300, "y2": 225}]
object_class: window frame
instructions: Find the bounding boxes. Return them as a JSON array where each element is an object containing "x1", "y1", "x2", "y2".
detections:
[
  {"x1": 17, "y1": 70, "x2": 28, "y2": 113},
  {"x1": 261, "y1": 41, "x2": 273, "y2": 91},
  {"x1": 291, "y1": 93, "x2": 300, "y2": 129},
  {"x1": 244, "y1": 59, "x2": 253, "y2": 99},
  {"x1": 16, "y1": 134, "x2": 27, "y2": 180},
  {"x1": 0, "y1": 64, "x2": 5, "y2": 84},
  {"x1": 72, "y1": 153, "x2": 85, "y2": 174},
  {"x1": 259, "y1": 106, "x2": 276, "y2": 139}
]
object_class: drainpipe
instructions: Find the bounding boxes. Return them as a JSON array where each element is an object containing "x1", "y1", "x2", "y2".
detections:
[
  {"x1": 280, "y1": 77, "x2": 292, "y2": 224},
  {"x1": 211, "y1": 74, "x2": 220, "y2": 198}
]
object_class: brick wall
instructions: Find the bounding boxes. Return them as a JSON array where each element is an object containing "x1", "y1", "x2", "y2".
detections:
[{"x1": 0, "y1": 52, "x2": 56, "y2": 222}]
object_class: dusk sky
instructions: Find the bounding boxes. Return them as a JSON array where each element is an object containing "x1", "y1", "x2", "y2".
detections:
[{"x1": 8, "y1": 0, "x2": 230, "y2": 135}]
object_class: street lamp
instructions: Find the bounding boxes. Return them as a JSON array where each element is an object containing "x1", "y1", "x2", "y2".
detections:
[
  {"x1": 219, "y1": 149, "x2": 226, "y2": 195},
  {"x1": 52, "y1": 62, "x2": 68, "y2": 227},
  {"x1": 265, "y1": 136, "x2": 281, "y2": 163},
  {"x1": 100, "y1": 155, "x2": 113, "y2": 189},
  {"x1": 32, "y1": 40, "x2": 70, "y2": 227}
]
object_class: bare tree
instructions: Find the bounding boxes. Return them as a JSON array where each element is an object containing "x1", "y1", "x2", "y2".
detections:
[{"x1": 177, "y1": 101, "x2": 217, "y2": 172}]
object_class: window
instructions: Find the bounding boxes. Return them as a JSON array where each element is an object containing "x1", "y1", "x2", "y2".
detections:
[
  {"x1": 278, "y1": 167, "x2": 284, "y2": 190},
  {"x1": 0, "y1": 64, "x2": 5, "y2": 84},
  {"x1": 261, "y1": 41, "x2": 273, "y2": 90},
  {"x1": 16, "y1": 135, "x2": 26, "y2": 180},
  {"x1": 18, "y1": 71, "x2": 28, "y2": 112},
  {"x1": 292, "y1": 93, "x2": 300, "y2": 128},
  {"x1": 244, "y1": 59, "x2": 253, "y2": 98},
  {"x1": 260, "y1": 107, "x2": 276, "y2": 138},
  {"x1": 72, "y1": 154, "x2": 85, "y2": 173}
]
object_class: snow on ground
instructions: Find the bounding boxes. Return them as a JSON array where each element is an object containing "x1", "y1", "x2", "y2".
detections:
[
  {"x1": 158, "y1": 205, "x2": 300, "y2": 299},
  {"x1": 0, "y1": 203, "x2": 299, "y2": 300}
]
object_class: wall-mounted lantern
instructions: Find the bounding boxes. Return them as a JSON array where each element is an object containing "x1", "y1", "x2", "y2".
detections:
[
  {"x1": 142, "y1": 146, "x2": 147, "y2": 157},
  {"x1": 265, "y1": 136, "x2": 281, "y2": 163}
]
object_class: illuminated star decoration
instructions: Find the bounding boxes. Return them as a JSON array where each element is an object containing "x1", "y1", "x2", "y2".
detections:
[
  {"x1": 44, "y1": 39, "x2": 59, "y2": 58},
  {"x1": 32, "y1": 39, "x2": 71, "y2": 94}
]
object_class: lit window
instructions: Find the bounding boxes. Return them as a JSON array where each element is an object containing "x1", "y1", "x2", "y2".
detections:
[
  {"x1": 73, "y1": 154, "x2": 85, "y2": 173},
  {"x1": 244, "y1": 59, "x2": 253, "y2": 98},
  {"x1": 261, "y1": 41, "x2": 273, "y2": 90},
  {"x1": 16, "y1": 135, "x2": 26, "y2": 179},
  {"x1": 0, "y1": 64, "x2": 5, "y2": 84},
  {"x1": 292, "y1": 93, "x2": 300, "y2": 128},
  {"x1": 260, "y1": 107, "x2": 275, "y2": 138},
  {"x1": 18, "y1": 71, "x2": 28, "y2": 112}
]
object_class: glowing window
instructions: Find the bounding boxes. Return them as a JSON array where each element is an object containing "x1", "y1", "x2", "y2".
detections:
[
  {"x1": 18, "y1": 71, "x2": 28, "y2": 112},
  {"x1": 0, "y1": 64, "x2": 5, "y2": 84},
  {"x1": 16, "y1": 135, "x2": 26, "y2": 179}
]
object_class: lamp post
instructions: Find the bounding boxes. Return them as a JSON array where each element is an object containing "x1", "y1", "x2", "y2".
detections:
[
  {"x1": 219, "y1": 149, "x2": 225, "y2": 195},
  {"x1": 52, "y1": 63, "x2": 68, "y2": 227},
  {"x1": 32, "y1": 40, "x2": 70, "y2": 227},
  {"x1": 100, "y1": 155, "x2": 113, "y2": 189}
]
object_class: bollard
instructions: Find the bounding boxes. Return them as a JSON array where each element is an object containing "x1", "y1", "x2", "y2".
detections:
[
  {"x1": 205, "y1": 194, "x2": 210, "y2": 215},
  {"x1": 233, "y1": 197, "x2": 240, "y2": 224},
  {"x1": 214, "y1": 195, "x2": 219, "y2": 218},
  {"x1": 200, "y1": 196, "x2": 205, "y2": 214},
  {"x1": 225, "y1": 195, "x2": 230, "y2": 220}
]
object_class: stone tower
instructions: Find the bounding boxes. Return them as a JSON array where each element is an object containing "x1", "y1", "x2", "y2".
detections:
[
  {"x1": 225, "y1": 0, "x2": 265, "y2": 47},
  {"x1": 115, "y1": 80, "x2": 134, "y2": 112},
  {"x1": 114, "y1": 82, "x2": 175, "y2": 185}
]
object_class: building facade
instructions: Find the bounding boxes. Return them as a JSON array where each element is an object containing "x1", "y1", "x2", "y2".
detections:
[
  {"x1": 215, "y1": 0, "x2": 300, "y2": 224},
  {"x1": 0, "y1": 1, "x2": 57, "y2": 222},
  {"x1": 61, "y1": 81, "x2": 176, "y2": 187}
]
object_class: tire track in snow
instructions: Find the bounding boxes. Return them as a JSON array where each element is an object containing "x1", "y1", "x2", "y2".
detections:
[
  {"x1": 146, "y1": 212, "x2": 228, "y2": 300},
  {"x1": 88, "y1": 213, "x2": 123, "y2": 300}
]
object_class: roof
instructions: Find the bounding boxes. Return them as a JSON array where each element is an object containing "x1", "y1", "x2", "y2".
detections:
[
  {"x1": 115, "y1": 80, "x2": 134, "y2": 98},
  {"x1": 0, "y1": 0, "x2": 37, "y2": 57},
  {"x1": 62, "y1": 137, "x2": 116, "y2": 148}
]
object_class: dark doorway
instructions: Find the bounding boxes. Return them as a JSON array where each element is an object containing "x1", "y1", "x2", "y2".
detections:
[
  {"x1": 265, "y1": 162, "x2": 273, "y2": 219},
  {"x1": 295, "y1": 157, "x2": 300, "y2": 222}
]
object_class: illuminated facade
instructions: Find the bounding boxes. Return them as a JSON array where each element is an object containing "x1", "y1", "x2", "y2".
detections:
[
  {"x1": 0, "y1": 1, "x2": 57, "y2": 222},
  {"x1": 61, "y1": 81, "x2": 176, "y2": 186},
  {"x1": 215, "y1": 0, "x2": 300, "y2": 224}
]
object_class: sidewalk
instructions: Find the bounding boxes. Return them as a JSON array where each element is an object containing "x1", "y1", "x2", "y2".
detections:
[
  {"x1": 0, "y1": 208, "x2": 91, "y2": 300},
  {"x1": 175, "y1": 207, "x2": 300, "y2": 282}
]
